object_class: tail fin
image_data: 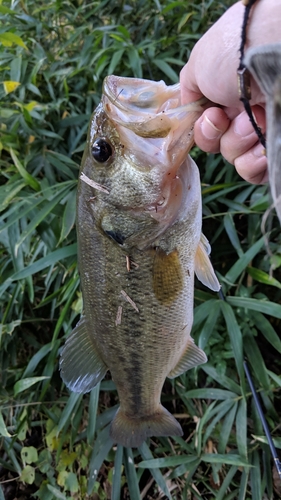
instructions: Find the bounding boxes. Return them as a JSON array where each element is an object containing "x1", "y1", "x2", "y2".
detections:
[{"x1": 110, "y1": 405, "x2": 183, "y2": 448}]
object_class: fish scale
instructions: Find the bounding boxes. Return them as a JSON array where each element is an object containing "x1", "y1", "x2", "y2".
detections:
[{"x1": 60, "y1": 75, "x2": 220, "y2": 447}]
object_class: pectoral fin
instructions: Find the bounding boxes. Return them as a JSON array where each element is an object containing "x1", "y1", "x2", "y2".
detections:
[
  {"x1": 168, "y1": 338, "x2": 207, "y2": 379},
  {"x1": 60, "y1": 317, "x2": 107, "y2": 393},
  {"x1": 194, "y1": 233, "x2": 220, "y2": 291}
]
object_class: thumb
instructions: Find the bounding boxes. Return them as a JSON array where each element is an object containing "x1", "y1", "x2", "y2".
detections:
[{"x1": 179, "y1": 62, "x2": 203, "y2": 105}]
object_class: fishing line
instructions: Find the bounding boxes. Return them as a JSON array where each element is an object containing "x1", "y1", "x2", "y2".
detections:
[{"x1": 237, "y1": 0, "x2": 266, "y2": 148}]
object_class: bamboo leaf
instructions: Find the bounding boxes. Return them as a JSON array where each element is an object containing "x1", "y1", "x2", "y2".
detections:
[
  {"x1": 236, "y1": 398, "x2": 248, "y2": 461},
  {"x1": 111, "y1": 445, "x2": 123, "y2": 500},
  {"x1": 138, "y1": 455, "x2": 199, "y2": 468},
  {"x1": 87, "y1": 425, "x2": 113, "y2": 494},
  {"x1": 123, "y1": 448, "x2": 141, "y2": 500},
  {"x1": 228, "y1": 296, "x2": 281, "y2": 319},
  {"x1": 250, "y1": 311, "x2": 281, "y2": 353},
  {"x1": 217, "y1": 401, "x2": 237, "y2": 454},
  {"x1": 57, "y1": 393, "x2": 83, "y2": 434},
  {"x1": 87, "y1": 383, "x2": 101, "y2": 444},
  {"x1": 10, "y1": 148, "x2": 41, "y2": 192},
  {"x1": 14, "y1": 376, "x2": 50, "y2": 395},
  {"x1": 220, "y1": 301, "x2": 245, "y2": 394},
  {"x1": 247, "y1": 266, "x2": 281, "y2": 289},
  {"x1": 58, "y1": 189, "x2": 76, "y2": 244},
  {"x1": 201, "y1": 453, "x2": 249, "y2": 467},
  {"x1": 0, "y1": 412, "x2": 12, "y2": 438},
  {"x1": 184, "y1": 388, "x2": 238, "y2": 400},
  {"x1": 224, "y1": 236, "x2": 265, "y2": 285},
  {"x1": 0, "y1": 32, "x2": 27, "y2": 49},
  {"x1": 139, "y1": 442, "x2": 172, "y2": 500}
]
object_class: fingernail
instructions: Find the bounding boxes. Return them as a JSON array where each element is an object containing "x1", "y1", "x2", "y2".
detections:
[
  {"x1": 253, "y1": 143, "x2": 266, "y2": 158},
  {"x1": 234, "y1": 111, "x2": 255, "y2": 137},
  {"x1": 201, "y1": 115, "x2": 222, "y2": 140}
]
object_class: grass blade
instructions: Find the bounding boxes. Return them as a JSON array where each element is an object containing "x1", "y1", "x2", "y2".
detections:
[
  {"x1": 236, "y1": 398, "x2": 248, "y2": 461},
  {"x1": 111, "y1": 445, "x2": 123, "y2": 500},
  {"x1": 87, "y1": 425, "x2": 113, "y2": 494},
  {"x1": 87, "y1": 383, "x2": 101, "y2": 444},
  {"x1": 228, "y1": 296, "x2": 281, "y2": 319},
  {"x1": 224, "y1": 236, "x2": 264, "y2": 285},
  {"x1": 139, "y1": 441, "x2": 172, "y2": 500},
  {"x1": 220, "y1": 301, "x2": 245, "y2": 394},
  {"x1": 123, "y1": 447, "x2": 141, "y2": 500},
  {"x1": 57, "y1": 393, "x2": 83, "y2": 434}
]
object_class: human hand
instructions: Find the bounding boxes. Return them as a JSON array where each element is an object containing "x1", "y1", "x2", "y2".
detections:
[{"x1": 180, "y1": 0, "x2": 281, "y2": 184}]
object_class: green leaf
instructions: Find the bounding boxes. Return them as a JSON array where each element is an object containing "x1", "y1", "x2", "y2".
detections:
[
  {"x1": 0, "y1": 412, "x2": 12, "y2": 437},
  {"x1": 221, "y1": 301, "x2": 245, "y2": 394},
  {"x1": 198, "y1": 301, "x2": 221, "y2": 350},
  {"x1": 46, "y1": 485, "x2": 67, "y2": 500},
  {"x1": 138, "y1": 454, "x2": 198, "y2": 468},
  {"x1": 14, "y1": 376, "x2": 50, "y2": 395},
  {"x1": 14, "y1": 187, "x2": 70, "y2": 254},
  {"x1": 123, "y1": 448, "x2": 141, "y2": 500},
  {"x1": 228, "y1": 296, "x2": 281, "y2": 319},
  {"x1": 87, "y1": 383, "x2": 101, "y2": 444},
  {"x1": 0, "y1": 5, "x2": 15, "y2": 14},
  {"x1": 64, "y1": 472, "x2": 79, "y2": 492},
  {"x1": 236, "y1": 398, "x2": 248, "y2": 461},
  {"x1": 0, "y1": 32, "x2": 27, "y2": 49},
  {"x1": 202, "y1": 365, "x2": 241, "y2": 394},
  {"x1": 58, "y1": 189, "x2": 76, "y2": 244},
  {"x1": 238, "y1": 469, "x2": 249, "y2": 500},
  {"x1": 111, "y1": 445, "x2": 123, "y2": 500},
  {"x1": 184, "y1": 388, "x2": 238, "y2": 400},
  {"x1": 224, "y1": 236, "x2": 265, "y2": 285},
  {"x1": 217, "y1": 401, "x2": 238, "y2": 454},
  {"x1": 0, "y1": 243, "x2": 77, "y2": 296},
  {"x1": 252, "y1": 434, "x2": 281, "y2": 449},
  {"x1": 250, "y1": 311, "x2": 281, "y2": 354},
  {"x1": 250, "y1": 450, "x2": 261, "y2": 498},
  {"x1": 21, "y1": 446, "x2": 38, "y2": 464},
  {"x1": 244, "y1": 335, "x2": 270, "y2": 390},
  {"x1": 87, "y1": 425, "x2": 113, "y2": 494},
  {"x1": 57, "y1": 393, "x2": 83, "y2": 434},
  {"x1": 247, "y1": 266, "x2": 281, "y2": 289},
  {"x1": 20, "y1": 465, "x2": 35, "y2": 484},
  {"x1": 139, "y1": 442, "x2": 172, "y2": 500},
  {"x1": 0, "y1": 486, "x2": 4, "y2": 500},
  {"x1": 216, "y1": 465, "x2": 238, "y2": 500},
  {"x1": 153, "y1": 59, "x2": 178, "y2": 83},
  {"x1": 224, "y1": 213, "x2": 244, "y2": 257},
  {"x1": 201, "y1": 453, "x2": 249, "y2": 467},
  {"x1": 10, "y1": 148, "x2": 40, "y2": 192}
]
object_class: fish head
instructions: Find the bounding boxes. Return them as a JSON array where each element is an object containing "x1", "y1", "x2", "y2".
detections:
[{"x1": 80, "y1": 76, "x2": 207, "y2": 241}]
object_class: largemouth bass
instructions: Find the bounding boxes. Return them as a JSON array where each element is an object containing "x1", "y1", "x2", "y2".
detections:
[{"x1": 60, "y1": 76, "x2": 220, "y2": 448}]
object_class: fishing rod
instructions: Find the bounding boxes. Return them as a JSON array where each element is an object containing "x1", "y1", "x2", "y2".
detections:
[{"x1": 243, "y1": 360, "x2": 281, "y2": 480}]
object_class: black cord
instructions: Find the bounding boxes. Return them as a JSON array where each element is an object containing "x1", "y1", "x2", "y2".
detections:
[{"x1": 237, "y1": 0, "x2": 266, "y2": 149}]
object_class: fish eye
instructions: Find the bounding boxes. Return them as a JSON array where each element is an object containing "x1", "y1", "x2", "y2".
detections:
[{"x1": 91, "y1": 138, "x2": 113, "y2": 163}]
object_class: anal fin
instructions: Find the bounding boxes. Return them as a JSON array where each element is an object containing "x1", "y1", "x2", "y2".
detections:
[
  {"x1": 168, "y1": 338, "x2": 207, "y2": 379},
  {"x1": 60, "y1": 317, "x2": 107, "y2": 393}
]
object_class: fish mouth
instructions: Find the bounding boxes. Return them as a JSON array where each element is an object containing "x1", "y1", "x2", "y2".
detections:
[{"x1": 102, "y1": 75, "x2": 208, "y2": 172}]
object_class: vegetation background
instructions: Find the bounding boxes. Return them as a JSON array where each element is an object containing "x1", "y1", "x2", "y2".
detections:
[{"x1": 1, "y1": 0, "x2": 281, "y2": 498}]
